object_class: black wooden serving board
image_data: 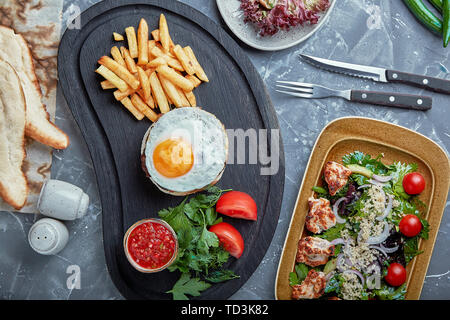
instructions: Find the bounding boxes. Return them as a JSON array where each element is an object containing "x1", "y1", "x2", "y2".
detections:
[{"x1": 58, "y1": 0, "x2": 285, "y2": 300}]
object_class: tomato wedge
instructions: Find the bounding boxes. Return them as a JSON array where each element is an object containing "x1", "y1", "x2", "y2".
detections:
[
  {"x1": 209, "y1": 222, "x2": 244, "y2": 258},
  {"x1": 216, "y1": 191, "x2": 257, "y2": 221}
]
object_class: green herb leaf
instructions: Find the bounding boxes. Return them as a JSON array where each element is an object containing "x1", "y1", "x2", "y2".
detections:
[
  {"x1": 167, "y1": 273, "x2": 211, "y2": 300},
  {"x1": 204, "y1": 270, "x2": 240, "y2": 283},
  {"x1": 317, "y1": 223, "x2": 346, "y2": 241}
]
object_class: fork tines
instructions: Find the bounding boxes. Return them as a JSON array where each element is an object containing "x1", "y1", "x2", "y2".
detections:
[{"x1": 276, "y1": 81, "x2": 314, "y2": 98}]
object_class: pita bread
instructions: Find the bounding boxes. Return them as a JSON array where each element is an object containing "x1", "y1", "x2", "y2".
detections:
[
  {"x1": 0, "y1": 60, "x2": 28, "y2": 210},
  {"x1": 0, "y1": 26, "x2": 69, "y2": 149}
]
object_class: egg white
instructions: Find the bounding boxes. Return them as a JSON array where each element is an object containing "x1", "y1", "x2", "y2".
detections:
[{"x1": 144, "y1": 108, "x2": 228, "y2": 194}]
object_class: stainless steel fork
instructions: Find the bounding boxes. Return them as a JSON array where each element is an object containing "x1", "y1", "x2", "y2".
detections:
[{"x1": 276, "y1": 81, "x2": 432, "y2": 111}]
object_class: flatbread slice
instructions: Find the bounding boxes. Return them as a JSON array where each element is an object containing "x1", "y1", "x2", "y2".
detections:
[
  {"x1": 0, "y1": 26, "x2": 69, "y2": 150},
  {"x1": 0, "y1": 60, "x2": 28, "y2": 210}
]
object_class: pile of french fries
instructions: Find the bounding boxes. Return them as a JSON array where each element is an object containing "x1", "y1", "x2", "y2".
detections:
[{"x1": 95, "y1": 14, "x2": 208, "y2": 122}]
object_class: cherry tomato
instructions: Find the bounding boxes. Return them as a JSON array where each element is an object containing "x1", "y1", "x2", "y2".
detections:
[
  {"x1": 399, "y1": 214, "x2": 422, "y2": 237},
  {"x1": 209, "y1": 222, "x2": 244, "y2": 258},
  {"x1": 216, "y1": 191, "x2": 257, "y2": 221},
  {"x1": 402, "y1": 172, "x2": 425, "y2": 195},
  {"x1": 385, "y1": 263, "x2": 407, "y2": 287}
]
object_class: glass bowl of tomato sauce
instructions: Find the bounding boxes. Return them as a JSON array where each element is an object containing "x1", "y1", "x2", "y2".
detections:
[{"x1": 123, "y1": 218, "x2": 178, "y2": 273}]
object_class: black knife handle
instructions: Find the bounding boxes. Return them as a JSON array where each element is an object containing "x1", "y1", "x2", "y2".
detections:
[
  {"x1": 350, "y1": 90, "x2": 432, "y2": 111},
  {"x1": 386, "y1": 70, "x2": 450, "y2": 94}
]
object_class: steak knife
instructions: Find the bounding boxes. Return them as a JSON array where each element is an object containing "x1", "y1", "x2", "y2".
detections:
[{"x1": 300, "y1": 54, "x2": 450, "y2": 94}]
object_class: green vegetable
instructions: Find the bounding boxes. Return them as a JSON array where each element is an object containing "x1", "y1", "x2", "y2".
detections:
[
  {"x1": 312, "y1": 186, "x2": 327, "y2": 194},
  {"x1": 443, "y1": 0, "x2": 450, "y2": 46},
  {"x1": 204, "y1": 270, "x2": 240, "y2": 283},
  {"x1": 403, "y1": 0, "x2": 443, "y2": 35},
  {"x1": 166, "y1": 273, "x2": 211, "y2": 300},
  {"x1": 323, "y1": 258, "x2": 337, "y2": 274},
  {"x1": 429, "y1": 0, "x2": 443, "y2": 12},
  {"x1": 159, "y1": 186, "x2": 239, "y2": 299},
  {"x1": 317, "y1": 223, "x2": 346, "y2": 241},
  {"x1": 324, "y1": 274, "x2": 344, "y2": 294},
  {"x1": 388, "y1": 162, "x2": 418, "y2": 200},
  {"x1": 289, "y1": 263, "x2": 309, "y2": 286},
  {"x1": 346, "y1": 164, "x2": 373, "y2": 178},
  {"x1": 373, "y1": 283, "x2": 407, "y2": 300}
]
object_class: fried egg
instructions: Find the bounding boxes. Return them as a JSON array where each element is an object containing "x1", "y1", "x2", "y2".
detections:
[{"x1": 141, "y1": 108, "x2": 228, "y2": 195}]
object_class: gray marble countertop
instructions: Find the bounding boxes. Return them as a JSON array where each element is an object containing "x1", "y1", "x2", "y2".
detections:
[{"x1": 1, "y1": 0, "x2": 449, "y2": 300}]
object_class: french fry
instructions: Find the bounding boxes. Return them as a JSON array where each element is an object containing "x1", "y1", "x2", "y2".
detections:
[
  {"x1": 120, "y1": 97, "x2": 144, "y2": 120},
  {"x1": 151, "y1": 29, "x2": 160, "y2": 41},
  {"x1": 186, "y1": 74, "x2": 202, "y2": 88},
  {"x1": 156, "y1": 42, "x2": 175, "y2": 58},
  {"x1": 156, "y1": 65, "x2": 194, "y2": 92},
  {"x1": 184, "y1": 91, "x2": 197, "y2": 107},
  {"x1": 111, "y1": 46, "x2": 126, "y2": 67},
  {"x1": 96, "y1": 65, "x2": 128, "y2": 92},
  {"x1": 137, "y1": 66, "x2": 151, "y2": 102},
  {"x1": 120, "y1": 47, "x2": 138, "y2": 74},
  {"x1": 100, "y1": 80, "x2": 116, "y2": 90},
  {"x1": 113, "y1": 32, "x2": 124, "y2": 41},
  {"x1": 125, "y1": 26, "x2": 138, "y2": 58},
  {"x1": 173, "y1": 44, "x2": 195, "y2": 75},
  {"x1": 137, "y1": 18, "x2": 149, "y2": 65},
  {"x1": 176, "y1": 86, "x2": 191, "y2": 107},
  {"x1": 158, "y1": 74, "x2": 183, "y2": 108},
  {"x1": 146, "y1": 56, "x2": 167, "y2": 68},
  {"x1": 184, "y1": 46, "x2": 209, "y2": 82},
  {"x1": 131, "y1": 93, "x2": 158, "y2": 122},
  {"x1": 113, "y1": 87, "x2": 136, "y2": 101},
  {"x1": 145, "y1": 67, "x2": 156, "y2": 77},
  {"x1": 149, "y1": 71, "x2": 170, "y2": 113},
  {"x1": 159, "y1": 14, "x2": 170, "y2": 52},
  {"x1": 150, "y1": 46, "x2": 183, "y2": 71},
  {"x1": 98, "y1": 56, "x2": 140, "y2": 89},
  {"x1": 137, "y1": 88, "x2": 155, "y2": 109}
]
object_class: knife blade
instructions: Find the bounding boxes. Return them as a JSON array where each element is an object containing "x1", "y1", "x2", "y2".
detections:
[{"x1": 300, "y1": 54, "x2": 450, "y2": 94}]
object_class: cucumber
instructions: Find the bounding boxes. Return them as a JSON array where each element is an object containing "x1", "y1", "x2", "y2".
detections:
[{"x1": 403, "y1": 0, "x2": 443, "y2": 34}]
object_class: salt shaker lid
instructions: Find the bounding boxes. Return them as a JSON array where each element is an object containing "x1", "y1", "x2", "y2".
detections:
[{"x1": 28, "y1": 218, "x2": 69, "y2": 255}]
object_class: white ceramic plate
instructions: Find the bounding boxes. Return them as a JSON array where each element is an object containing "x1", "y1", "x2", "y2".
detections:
[{"x1": 216, "y1": 0, "x2": 336, "y2": 51}]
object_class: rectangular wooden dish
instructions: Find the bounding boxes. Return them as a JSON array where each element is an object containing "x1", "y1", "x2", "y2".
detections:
[{"x1": 275, "y1": 117, "x2": 450, "y2": 300}]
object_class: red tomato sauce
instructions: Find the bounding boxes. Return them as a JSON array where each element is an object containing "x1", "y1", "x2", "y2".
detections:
[{"x1": 127, "y1": 221, "x2": 176, "y2": 270}]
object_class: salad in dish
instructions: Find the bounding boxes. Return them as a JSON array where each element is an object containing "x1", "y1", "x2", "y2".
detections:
[
  {"x1": 240, "y1": 0, "x2": 330, "y2": 36},
  {"x1": 290, "y1": 151, "x2": 430, "y2": 300}
]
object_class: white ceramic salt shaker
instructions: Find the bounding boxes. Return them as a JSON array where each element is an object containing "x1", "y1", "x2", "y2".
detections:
[
  {"x1": 37, "y1": 179, "x2": 89, "y2": 221},
  {"x1": 28, "y1": 218, "x2": 69, "y2": 255}
]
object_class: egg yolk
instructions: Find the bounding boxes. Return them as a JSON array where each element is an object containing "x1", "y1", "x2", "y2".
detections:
[{"x1": 153, "y1": 138, "x2": 194, "y2": 178}]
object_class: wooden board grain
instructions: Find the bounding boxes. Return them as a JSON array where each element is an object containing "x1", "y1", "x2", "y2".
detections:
[
  {"x1": 275, "y1": 117, "x2": 450, "y2": 300},
  {"x1": 58, "y1": 0, "x2": 285, "y2": 299}
]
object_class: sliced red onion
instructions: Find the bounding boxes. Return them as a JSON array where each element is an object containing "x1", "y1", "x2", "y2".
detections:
[
  {"x1": 377, "y1": 193, "x2": 393, "y2": 221},
  {"x1": 332, "y1": 197, "x2": 347, "y2": 224},
  {"x1": 331, "y1": 238, "x2": 346, "y2": 246},
  {"x1": 368, "y1": 179, "x2": 388, "y2": 187},
  {"x1": 369, "y1": 245, "x2": 388, "y2": 258},
  {"x1": 357, "y1": 184, "x2": 371, "y2": 190},
  {"x1": 380, "y1": 243, "x2": 399, "y2": 253},
  {"x1": 365, "y1": 221, "x2": 390, "y2": 244},
  {"x1": 372, "y1": 174, "x2": 393, "y2": 183},
  {"x1": 343, "y1": 269, "x2": 365, "y2": 284}
]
